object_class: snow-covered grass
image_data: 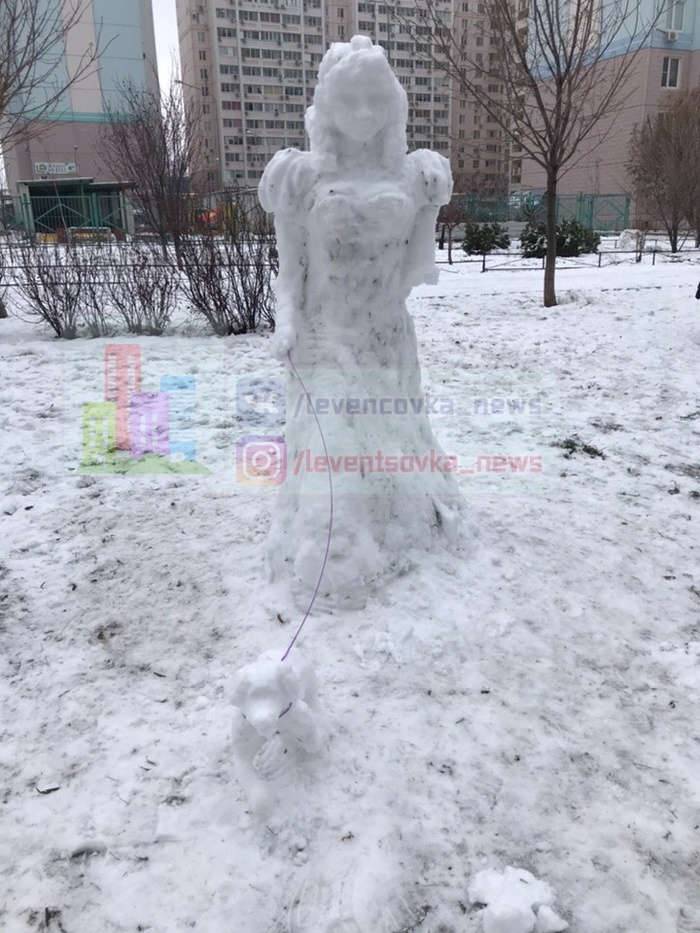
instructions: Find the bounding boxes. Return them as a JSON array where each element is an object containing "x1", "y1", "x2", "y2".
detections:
[{"x1": 1, "y1": 258, "x2": 699, "y2": 932}]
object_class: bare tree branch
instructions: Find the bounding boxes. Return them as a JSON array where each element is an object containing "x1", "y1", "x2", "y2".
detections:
[
  {"x1": 392, "y1": 0, "x2": 663, "y2": 305},
  {"x1": 0, "y1": 0, "x2": 104, "y2": 150},
  {"x1": 98, "y1": 76, "x2": 204, "y2": 261}
]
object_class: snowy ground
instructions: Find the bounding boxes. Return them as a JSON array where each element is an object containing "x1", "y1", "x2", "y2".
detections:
[{"x1": 1, "y1": 256, "x2": 699, "y2": 932}]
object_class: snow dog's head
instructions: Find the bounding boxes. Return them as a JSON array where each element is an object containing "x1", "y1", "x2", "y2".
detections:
[{"x1": 231, "y1": 655, "x2": 302, "y2": 737}]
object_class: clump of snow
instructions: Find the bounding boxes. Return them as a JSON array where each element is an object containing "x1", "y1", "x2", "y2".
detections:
[
  {"x1": 469, "y1": 867, "x2": 568, "y2": 933},
  {"x1": 617, "y1": 229, "x2": 645, "y2": 252},
  {"x1": 259, "y1": 35, "x2": 461, "y2": 608}
]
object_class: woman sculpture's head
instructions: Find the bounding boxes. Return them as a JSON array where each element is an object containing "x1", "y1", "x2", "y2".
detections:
[{"x1": 306, "y1": 35, "x2": 408, "y2": 167}]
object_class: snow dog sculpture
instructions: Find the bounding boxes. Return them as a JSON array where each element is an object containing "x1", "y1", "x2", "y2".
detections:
[{"x1": 230, "y1": 651, "x2": 325, "y2": 814}]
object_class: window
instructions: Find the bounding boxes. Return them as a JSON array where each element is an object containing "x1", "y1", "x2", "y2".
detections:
[
  {"x1": 661, "y1": 56, "x2": 680, "y2": 87},
  {"x1": 197, "y1": 31, "x2": 206, "y2": 42},
  {"x1": 198, "y1": 50, "x2": 207, "y2": 60},
  {"x1": 665, "y1": 0, "x2": 685, "y2": 30}
]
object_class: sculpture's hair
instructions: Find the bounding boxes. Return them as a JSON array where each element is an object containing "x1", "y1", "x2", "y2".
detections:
[{"x1": 305, "y1": 35, "x2": 408, "y2": 170}]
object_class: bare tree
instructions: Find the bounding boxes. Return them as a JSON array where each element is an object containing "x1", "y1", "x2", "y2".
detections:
[
  {"x1": 392, "y1": 0, "x2": 662, "y2": 306},
  {"x1": 99, "y1": 77, "x2": 203, "y2": 261},
  {"x1": 437, "y1": 199, "x2": 467, "y2": 265},
  {"x1": 627, "y1": 90, "x2": 700, "y2": 253},
  {"x1": 0, "y1": 0, "x2": 102, "y2": 151}
]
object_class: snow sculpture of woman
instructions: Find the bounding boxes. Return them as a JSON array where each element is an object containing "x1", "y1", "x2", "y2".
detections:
[{"x1": 259, "y1": 35, "x2": 462, "y2": 608}]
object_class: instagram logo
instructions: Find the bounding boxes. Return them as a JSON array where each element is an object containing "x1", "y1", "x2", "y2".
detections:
[{"x1": 236, "y1": 435, "x2": 287, "y2": 487}]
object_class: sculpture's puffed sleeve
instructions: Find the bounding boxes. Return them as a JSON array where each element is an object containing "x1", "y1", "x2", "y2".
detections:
[
  {"x1": 259, "y1": 147, "x2": 315, "y2": 215},
  {"x1": 259, "y1": 149, "x2": 316, "y2": 357},
  {"x1": 405, "y1": 149, "x2": 453, "y2": 288}
]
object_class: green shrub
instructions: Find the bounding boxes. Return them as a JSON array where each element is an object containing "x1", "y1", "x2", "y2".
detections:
[
  {"x1": 462, "y1": 222, "x2": 511, "y2": 255},
  {"x1": 520, "y1": 219, "x2": 601, "y2": 258}
]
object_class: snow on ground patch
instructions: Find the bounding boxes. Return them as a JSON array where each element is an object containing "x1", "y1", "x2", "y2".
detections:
[{"x1": 1, "y1": 259, "x2": 699, "y2": 932}]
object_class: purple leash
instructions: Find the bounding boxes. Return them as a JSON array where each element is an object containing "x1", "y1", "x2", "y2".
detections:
[{"x1": 280, "y1": 350, "x2": 334, "y2": 662}]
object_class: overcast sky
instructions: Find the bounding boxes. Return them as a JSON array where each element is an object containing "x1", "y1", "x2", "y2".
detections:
[{"x1": 151, "y1": 0, "x2": 180, "y2": 88}]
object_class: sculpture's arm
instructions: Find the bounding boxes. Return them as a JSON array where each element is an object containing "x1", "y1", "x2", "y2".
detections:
[
  {"x1": 405, "y1": 150, "x2": 453, "y2": 289},
  {"x1": 259, "y1": 149, "x2": 314, "y2": 357}
]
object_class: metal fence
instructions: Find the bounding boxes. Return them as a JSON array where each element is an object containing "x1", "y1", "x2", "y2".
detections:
[
  {"x1": 0, "y1": 192, "x2": 128, "y2": 238},
  {"x1": 2, "y1": 190, "x2": 634, "y2": 237},
  {"x1": 449, "y1": 192, "x2": 631, "y2": 231},
  {"x1": 437, "y1": 245, "x2": 700, "y2": 272}
]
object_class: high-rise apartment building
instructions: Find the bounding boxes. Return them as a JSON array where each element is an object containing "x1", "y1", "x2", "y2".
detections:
[
  {"x1": 2, "y1": 1, "x2": 158, "y2": 201},
  {"x1": 176, "y1": 0, "x2": 507, "y2": 194}
]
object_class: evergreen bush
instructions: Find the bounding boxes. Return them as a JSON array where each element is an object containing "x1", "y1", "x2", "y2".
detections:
[
  {"x1": 520, "y1": 219, "x2": 600, "y2": 258},
  {"x1": 462, "y1": 222, "x2": 511, "y2": 255}
]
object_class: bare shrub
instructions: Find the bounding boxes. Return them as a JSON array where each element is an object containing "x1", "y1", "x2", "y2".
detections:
[
  {"x1": 107, "y1": 243, "x2": 177, "y2": 335},
  {"x1": 73, "y1": 244, "x2": 112, "y2": 337},
  {"x1": 11, "y1": 242, "x2": 84, "y2": 338},
  {"x1": 179, "y1": 200, "x2": 275, "y2": 336}
]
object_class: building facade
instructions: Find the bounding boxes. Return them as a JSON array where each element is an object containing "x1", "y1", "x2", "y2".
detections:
[
  {"x1": 2, "y1": 0, "x2": 158, "y2": 211},
  {"x1": 514, "y1": 0, "x2": 700, "y2": 200},
  {"x1": 176, "y1": 0, "x2": 507, "y2": 195}
]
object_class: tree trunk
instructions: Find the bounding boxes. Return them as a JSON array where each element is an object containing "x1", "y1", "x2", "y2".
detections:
[
  {"x1": 669, "y1": 223, "x2": 679, "y2": 253},
  {"x1": 0, "y1": 296, "x2": 7, "y2": 319},
  {"x1": 544, "y1": 170, "x2": 558, "y2": 307},
  {"x1": 447, "y1": 227, "x2": 453, "y2": 264}
]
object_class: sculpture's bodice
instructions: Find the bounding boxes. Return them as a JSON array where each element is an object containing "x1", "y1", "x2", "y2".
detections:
[{"x1": 310, "y1": 181, "x2": 415, "y2": 247}]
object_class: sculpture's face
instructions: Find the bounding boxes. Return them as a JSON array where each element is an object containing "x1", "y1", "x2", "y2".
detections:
[{"x1": 331, "y1": 67, "x2": 393, "y2": 143}]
